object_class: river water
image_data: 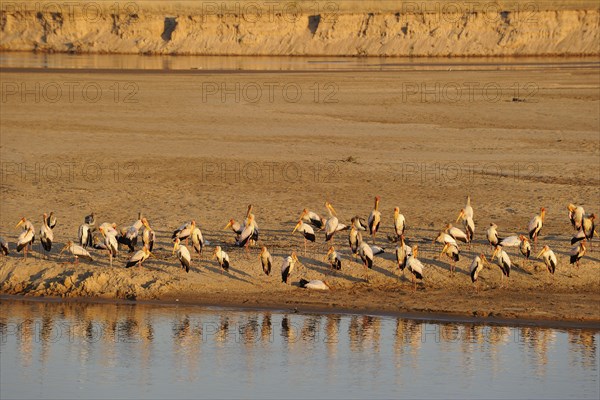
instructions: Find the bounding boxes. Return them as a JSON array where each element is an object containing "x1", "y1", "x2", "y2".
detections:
[{"x1": 0, "y1": 299, "x2": 597, "y2": 399}]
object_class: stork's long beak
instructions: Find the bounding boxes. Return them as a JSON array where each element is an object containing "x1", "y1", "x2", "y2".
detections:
[
  {"x1": 455, "y1": 211, "x2": 463, "y2": 223},
  {"x1": 536, "y1": 249, "x2": 544, "y2": 259},
  {"x1": 292, "y1": 221, "x2": 301, "y2": 234},
  {"x1": 15, "y1": 220, "x2": 23, "y2": 228},
  {"x1": 481, "y1": 255, "x2": 488, "y2": 266},
  {"x1": 491, "y1": 249, "x2": 497, "y2": 261},
  {"x1": 440, "y1": 243, "x2": 448, "y2": 258},
  {"x1": 148, "y1": 251, "x2": 156, "y2": 258},
  {"x1": 172, "y1": 241, "x2": 177, "y2": 255},
  {"x1": 224, "y1": 221, "x2": 232, "y2": 230},
  {"x1": 328, "y1": 203, "x2": 337, "y2": 215}
]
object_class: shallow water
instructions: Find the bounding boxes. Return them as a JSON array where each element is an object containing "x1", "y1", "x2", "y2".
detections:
[
  {"x1": 0, "y1": 299, "x2": 598, "y2": 399},
  {"x1": 1, "y1": 52, "x2": 597, "y2": 72}
]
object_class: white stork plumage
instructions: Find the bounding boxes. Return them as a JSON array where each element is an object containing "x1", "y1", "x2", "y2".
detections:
[
  {"x1": 224, "y1": 218, "x2": 243, "y2": 238},
  {"x1": 406, "y1": 245, "x2": 424, "y2": 291},
  {"x1": 16, "y1": 217, "x2": 35, "y2": 251},
  {"x1": 16, "y1": 227, "x2": 35, "y2": 259},
  {"x1": 191, "y1": 225, "x2": 205, "y2": 256},
  {"x1": 300, "y1": 208, "x2": 325, "y2": 230},
  {"x1": 78, "y1": 223, "x2": 93, "y2": 248},
  {"x1": 569, "y1": 241, "x2": 586, "y2": 268},
  {"x1": 213, "y1": 246, "x2": 230, "y2": 272},
  {"x1": 349, "y1": 226, "x2": 362, "y2": 255},
  {"x1": 470, "y1": 254, "x2": 488, "y2": 292},
  {"x1": 239, "y1": 204, "x2": 259, "y2": 244},
  {"x1": 281, "y1": 252, "x2": 299, "y2": 284},
  {"x1": 486, "y1": 223, "x2": 501, "y2": 248},
  {"x1": 324, "y1": 201, "x2": 347, "y2": 241},
  {"x1": 99, "y1": 222, "x2": 118, "y2": 236},
  {"x1": 440, "y1": 242, "x2": 460, "y2": 274},
  {"x1": 519, "y1": 235, "x2": 531, "y2": 264},
  {"x1": 499, "y1": 235, "x2": 520, "y2": 247},
  {"x1": 395, "y1": 236, "x2": 412, "y2": 272},
  {"x1": 324, "y1": 246, "x2": 342, "y2": 270},
  {"x1": 60, "y1": 240, "x2": 93, "y2": 264},
  {"x1": 259, "y1": 246, "x2": 273, "y2": 276},
  {"x1": 141, "y1": 218, "x2": 155, "y2": 252},
  {"x1": 236, "y1": 214, "x2": 256, "y2": 251},
  {"x1": 491, "y1": 245, "x2": 511, "y2": 286},
  {"x1": 125, "y1": 246, "x2": 152, "y2": 268},
  {"x1": 434, "y1": 231, "x2": 458, "y2": 247},
  {"x1": 293, "y1": 220, "x2": 316, "y2": 256},
  {"x1": 445, "y1": 223, "x2": 469, "y2": 244},
  {"x1": 367, "y1": 196, "x2": 381, "y2": 244},
  {"x1": 358, "y1": 241, "x2": 374, "y2": 281},
  {"x1": 573, "y1": 214, "x2": 596, "y2": 248},
  {"x1": 568, "y1": 204, "x2": 585, "y2": 230},
  {"x1": 528, "y1": 207, "x2": 546, "y2": 249},
  {"x1": 173, "y1": 238, "x2": 191, "y2": 273},
  {"x1": 536, "y1": 245, "x2": 557, "y2": 275},
  {"x1": 99, "y1": 226, "x2": 118, "y2": 267},
  {"x1": 299, "y1": 279, "x2": 330, "y2": 290},
  {"x1": 173, "y1": 220, "x2": 196, "y2": 242},
  {"x1": 120, "y1": 225, "x2": 139, "y2": 253},
  {"x1": 46, "y1": 212, "x2": 57, "y2": 230},
  {"x1": 456, "y1": 208, "x2": 474, "y2": 244},
  {"x1": 393, "y1": 207, "x2": 406, "y2": 240},
  {"x1": 351, "y1": 216, "x2": 368, "y2": 231},
  {"x1": 40, "y1": 213, "x2": 53, "y2": 257}
]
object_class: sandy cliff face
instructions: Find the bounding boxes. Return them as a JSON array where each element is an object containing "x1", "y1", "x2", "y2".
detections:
[{"x1": 0, "y1": 2, "x2": 598, "y2": 56}]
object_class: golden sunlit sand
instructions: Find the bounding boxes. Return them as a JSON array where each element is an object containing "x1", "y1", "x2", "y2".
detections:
[{"x1": 1, "y1": 60, "x2": 598, "y2": 324}]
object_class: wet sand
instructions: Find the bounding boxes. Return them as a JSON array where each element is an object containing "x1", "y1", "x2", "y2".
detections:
[{"x1": 0, "y1": 60, "x2": 599, "y2": 325}]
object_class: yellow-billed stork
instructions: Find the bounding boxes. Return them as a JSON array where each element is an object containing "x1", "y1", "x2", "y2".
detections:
[
  {"x1": 406, "y1": 245, "x2": 424, "y2": 291},
  {"x1": 141, "y1": 218, "x2": 155, "y2": 252},
  {"x1": 528, "y1": 207, "x2": 546, "y2": 249},
  {"x1": 491, "y1": 245, "x2": 511, "y2": 286},
  {"x1": 281, "y1": 252, "x2": 299, "y2": 284},
  {"x1": 259, "y1": 246, "x2": 272, "y2": 276},
  {"x1": 40, "y1": 213, "x2": 53, "y2": 257},
  {"x1": 125, "y1": 245, "x2": 152, "y2": 268},
  {"x1": 536, "y1": 245, "x2": 557, "y2": 275},
  {"x1": 568, "y1": 204, "x2": 585, "y2": 230},
  {"x1": 213, "y1": 245, "x2": 230, "y2": 272},
  {"x1": 395, "y1": 236, "x2": 412, "y2": 272},
  {"x1": 16, "y1": 226, "x2": 35, "y2": 259},
  {"x1": 299, "y1": 279, "x2": 330, "y2": 290},
  {"x1": 99, "y1": 226, "x2": 118, "y2": 267},
  {"x1": 367, "y1": 196, "x2": 381, "y2": 243},
  {"x1": 393, "y1": 207, "x2": 406, "y2": 240},
  {"x1": 293, "y1": 220, "x2": 316, "y2": 255},
  {"x1": 470, "y1": 254, "x2": 488, "y2": 292},
  {"x1": 60, "y1": 240, "x2": 93, "y2": 264},
  {"x1": 324, "y1": 246, "x2": 342, "y2": 271},
  {"x1": 173, "y1": 238, "x2": 191, "y2": 273},
  {"x1": 46, "y1": 212, "x2": 57, "y2": 230},
  {"x1": 569, "y1": 241, "x2": 586, "y2": 268},
  {"x1": 440, "y1": 242, "x2": 460, "y2": 275},
  {"x1": 486, "y1": 223, "x2": 500, "y2": 248},
  {"x1": 300, "y1": 208, "x2": 325, "y2": 230}
]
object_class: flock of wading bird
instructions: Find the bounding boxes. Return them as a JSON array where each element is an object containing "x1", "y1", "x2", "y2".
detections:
[{"x1": 1, "y1": 198, "x2": 597, "y2": 291}]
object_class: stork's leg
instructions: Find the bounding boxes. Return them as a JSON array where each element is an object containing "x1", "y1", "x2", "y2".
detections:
[{"x1": 304, "y1": 239, "x2": 307, "y2": 257}]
